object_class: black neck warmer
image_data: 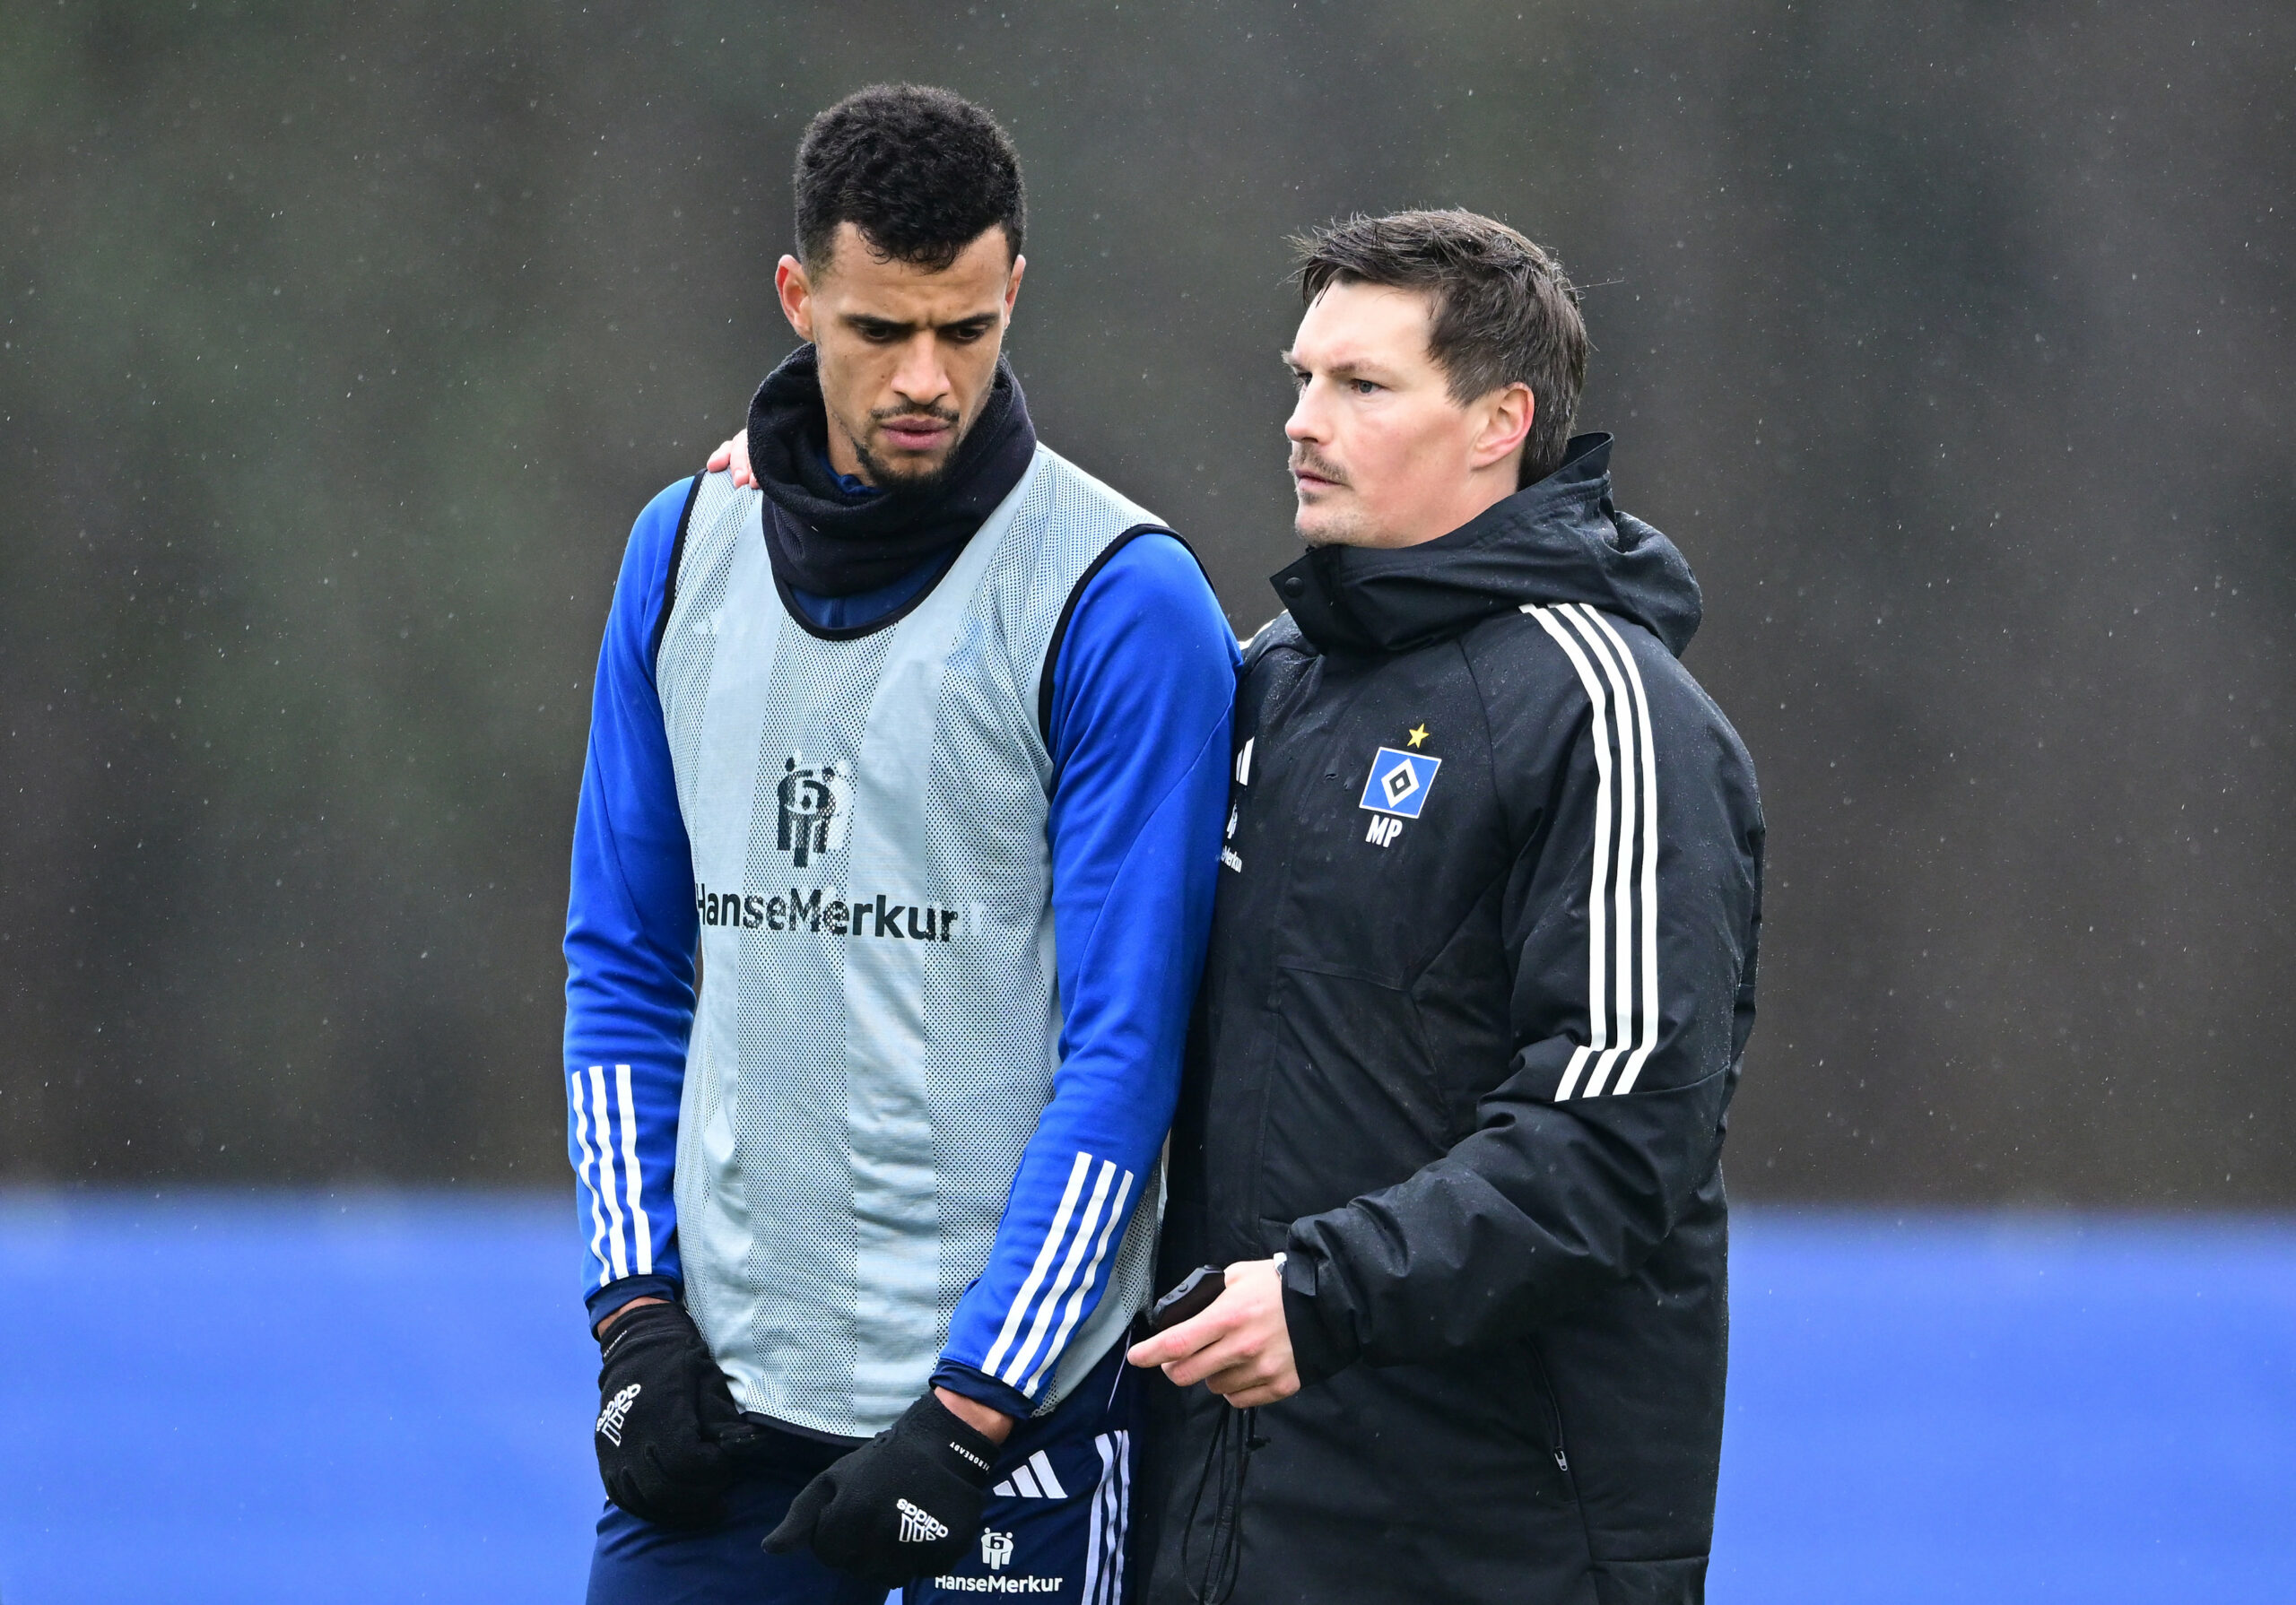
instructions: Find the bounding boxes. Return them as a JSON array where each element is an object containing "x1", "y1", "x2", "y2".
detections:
[{"x1": 745, "y1": 343, "x2": 1038, "y2": 597}]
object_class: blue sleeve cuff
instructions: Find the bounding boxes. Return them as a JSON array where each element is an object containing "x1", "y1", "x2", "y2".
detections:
[
  {"x1": 930, "y1": 1360, "x2": 1036, "y2": 1421},
  {"x1": 585, "y1": 1273, "x2": 683, "y2": 1336}
]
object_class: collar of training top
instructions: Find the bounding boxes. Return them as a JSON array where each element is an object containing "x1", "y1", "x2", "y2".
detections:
[
  {"x1": 746, "y1": 343, "x2": 1039, "y2": 598},
  {"x1": 1270, "y1": 433, "x2": 1704, "y2": 659}
]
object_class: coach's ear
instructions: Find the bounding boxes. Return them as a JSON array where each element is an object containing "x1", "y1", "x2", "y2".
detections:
[{"x1": 1468, "y1": 380, "x2": 1535, "y2": 475}]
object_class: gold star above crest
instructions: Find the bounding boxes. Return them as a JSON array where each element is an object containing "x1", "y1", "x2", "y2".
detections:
[{"x1": 1405, "y1": 724, "x2": 1430, "y2": 750}]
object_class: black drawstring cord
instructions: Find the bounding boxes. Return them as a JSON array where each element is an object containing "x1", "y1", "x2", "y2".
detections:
[{"x1": 1183, "y1": 1404, "x2": 1266, "y2": 1603}]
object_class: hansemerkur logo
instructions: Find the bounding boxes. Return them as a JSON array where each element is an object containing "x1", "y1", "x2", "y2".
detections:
[{"x1": 695, "y1": 884, "x2": 963, "y2": 942}]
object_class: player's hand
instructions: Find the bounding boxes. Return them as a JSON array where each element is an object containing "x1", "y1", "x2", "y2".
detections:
[
  {"x1": 761, "y1": 1391, "x2": 998, "y2": 1583},
  {"x1": 1126, "y1": 1257, "x2": 1300, "y2": 1409},
  {"x1": 705, "y1": 429, "x2": 757, "y2": 489},
  {"x1": 593, "y1": 1299, "x2": 764, "y2": 1528}
]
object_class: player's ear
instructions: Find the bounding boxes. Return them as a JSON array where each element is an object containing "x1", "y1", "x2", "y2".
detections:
[{"x1": 776, "y1": 255, "x2": 815, "y2": 342}]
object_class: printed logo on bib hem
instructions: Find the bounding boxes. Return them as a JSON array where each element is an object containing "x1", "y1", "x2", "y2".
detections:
[{"x1": 1359, "y1": 747, "x2": 1441, "y2": 820}]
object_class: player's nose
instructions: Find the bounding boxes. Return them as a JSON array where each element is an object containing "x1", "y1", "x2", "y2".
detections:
[{"x1": 890, "y1": 334, "x2": 952, "y2": 408}]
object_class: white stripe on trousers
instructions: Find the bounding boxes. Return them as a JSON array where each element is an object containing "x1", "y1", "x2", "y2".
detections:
[
  {"x1": 1525, "y1": 604, "x2": 1660, "y2": 1099},
  {"x1": 1081, "y1": 1428, "x2": 1131, "y2": 1605}
]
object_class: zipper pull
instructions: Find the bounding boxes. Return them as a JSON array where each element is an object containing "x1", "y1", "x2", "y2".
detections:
[{"x1": 1553, "y1": 1447, "x2": 1570, "y2": 1473}]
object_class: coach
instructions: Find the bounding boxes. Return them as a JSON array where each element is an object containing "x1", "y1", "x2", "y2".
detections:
[{"x1": 1127, "y1": 211, "x2": 1765, "y2": 1604}]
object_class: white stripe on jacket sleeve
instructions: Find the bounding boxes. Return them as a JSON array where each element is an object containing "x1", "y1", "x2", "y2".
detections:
[
  {"x1": 1579, "y1": 606, "x2": 1663, "y2": 1094},
  {"x1": 1561, "y1": 605, "x2": 1641, "y2": 1098},
  {"x1": 1526, "y1": 606, "x2": 1615, "y2": 1100},
  {"x1": 1525, "y1": 604, "x2": 1661, "y2": 1099}
]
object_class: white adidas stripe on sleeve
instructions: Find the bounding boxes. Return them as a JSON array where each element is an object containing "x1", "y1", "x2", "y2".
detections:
[
  {"x1": 587, "y1": 1063, "x2": 630, "y2": 1280},
  {"x1": 1560, "y1": 605, "x2": 1641, "y2": 1098},
  {"x1": 1526, "y1": 607, "x2": 1615, "y2": 1100},
  {"x1": 1024, "y1": 1167, "x2": 1134, "y2": 1396},
  {"x1": 1578, "y1": 607, "x2": 1663, "y2": 1095},
  {"x1": 981, "y1": 1152, "x2": 1093, "y2": 1380},
  {"x1": 1002, "y1": 1158, "x2": 1119, "y2": 1389},
  {"x1": 1525, "y1": 604, "x2": 1662, "y2": 1100},
  {"x1": 570, "y1": 1071, "x2": 612, "y2": 1287},
  {"x1": 613, "y1": 1063, "x2": 655, "y2": 1277}
]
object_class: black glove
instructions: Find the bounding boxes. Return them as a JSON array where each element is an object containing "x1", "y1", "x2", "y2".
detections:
[
  {"x1": 594, "y1": 1300, "x2": 761, "y2": 1527},
  {"x1": 761, "y1": 1391, "x2": 999, "y2": 1583}
]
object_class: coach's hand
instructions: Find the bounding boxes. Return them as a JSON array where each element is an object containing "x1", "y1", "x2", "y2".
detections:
[
  {"x1": 762, "y1": 1391, "x2": 1001, "y2": 1583},
  {"x1": 1126, "y1": 1256, "x2": 1300, "y2": 1409},
  {"x1": 593, "y1": 1299, "x2": 762, "y2": 1528},
  {"x1": 705, "y1": 430, "x2": 758, "y2": 490}
]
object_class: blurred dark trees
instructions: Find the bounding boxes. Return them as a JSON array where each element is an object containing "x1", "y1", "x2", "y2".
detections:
[{"x1": 3, "y1": 1, "x2": 2291, "y2": 1202}]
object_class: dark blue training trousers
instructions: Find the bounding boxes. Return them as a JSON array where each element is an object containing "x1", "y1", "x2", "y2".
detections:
[{"x1": 587, "y1": 1345, "x2": 1135, "y2": 1605}]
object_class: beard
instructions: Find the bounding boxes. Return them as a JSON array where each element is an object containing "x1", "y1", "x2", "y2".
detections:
[
  {"x1": 845, "y1": 402, "x2": 970, "y2": 494},
  {"x1": 855, "y1": 436, "x2": 952, "y2": 494}
]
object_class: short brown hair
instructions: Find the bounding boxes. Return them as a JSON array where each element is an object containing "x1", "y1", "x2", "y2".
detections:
[{"x1": 1293, "y1": 209, "x2": 1587, "y2": 484}]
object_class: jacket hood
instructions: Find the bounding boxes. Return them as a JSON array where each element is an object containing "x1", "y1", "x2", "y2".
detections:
[{"x1": 1271, "y1": 434, "x2": 1702, "y2": 658}]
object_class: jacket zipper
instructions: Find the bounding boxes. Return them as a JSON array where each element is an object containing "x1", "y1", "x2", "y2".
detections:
[{"x1": 1526, "y1": 1341, "x2": 1571, "y2": 1476}]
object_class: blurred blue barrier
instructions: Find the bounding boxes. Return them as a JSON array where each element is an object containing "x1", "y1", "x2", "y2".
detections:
[
  {"x1": 1711, "y1": 1211, "x2": 2296, "y2": 1603},
  {"x1": 0, "y1": 1192, "x2": 597, "y2": 1602},
  {"x1": 0, "y1": 1195, "x2": 2289, "y2": 1602}
]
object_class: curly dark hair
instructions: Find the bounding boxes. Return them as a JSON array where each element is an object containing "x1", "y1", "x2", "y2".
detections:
[
  {"x1": 795, "y1": 85, "x2": 1025, "y2": 273},
  {"x1": 1294, "y1": 210, "x2": 1587, "y2": 485}
]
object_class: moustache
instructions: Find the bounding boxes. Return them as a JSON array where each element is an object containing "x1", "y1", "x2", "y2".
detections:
[
  {"x1": 871, "y1": 402, "x2": 961, "y2": 429},
  {"x1": 1289, "y1": 448, "x2": 1349, "y2": 487}
]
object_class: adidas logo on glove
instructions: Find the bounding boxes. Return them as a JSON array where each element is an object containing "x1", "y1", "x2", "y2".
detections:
[
  {"x1": 898, "y1": 1498, "x2": 951, "y2": 1544},
  {"x1": 595, "y1": 1383, "x2": 640, "y2": 1447}
]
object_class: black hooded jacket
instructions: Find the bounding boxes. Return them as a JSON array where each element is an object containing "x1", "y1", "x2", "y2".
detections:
[{"x1": 1137, "y1": 437, "x2": 1764, "y2": 1605}]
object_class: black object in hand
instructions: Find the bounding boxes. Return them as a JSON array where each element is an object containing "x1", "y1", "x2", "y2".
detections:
[
  {"x1": 761, "y1": 1391, "x2": 998, "y2": 1584},
  {"x1": 1144, "y1": 1265, "x2": 1227, "y2": 1336},
  {"x1": 594, "y1": 1300, "x2": 761, "y2": 1528}
]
